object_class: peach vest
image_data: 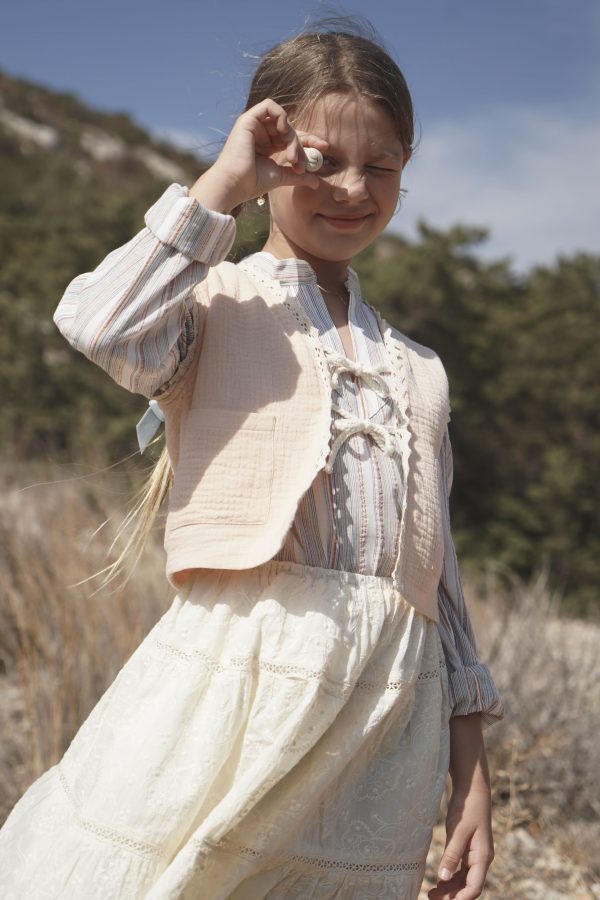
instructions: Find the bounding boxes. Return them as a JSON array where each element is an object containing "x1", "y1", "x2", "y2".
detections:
[{"x1": 157, "y1": 260, "x2": 450, "y2": 623}]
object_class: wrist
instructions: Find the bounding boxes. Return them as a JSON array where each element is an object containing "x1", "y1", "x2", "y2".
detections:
[
  {"x1": 450, "y1": 772, "x2": 493, "y2": 797},
  {"x1": 189, "y1": 167, "x2": 241, "y2": 215}
]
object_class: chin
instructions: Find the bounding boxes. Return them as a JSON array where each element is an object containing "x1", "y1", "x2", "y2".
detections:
[
  {"x1": 318, "y1": 238, "x2": 371, "y2": 259},
  {"x1": 300, "y1": 231, "x2": 372, "y2": 259},
  {"x1": 305, "y1": 244, "x2": 360, "y2": 263}
]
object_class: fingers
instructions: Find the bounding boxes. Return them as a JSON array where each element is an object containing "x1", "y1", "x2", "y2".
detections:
[
  {"x1": 427, "y1": 866, "x2": 465, "y2": 899},
  {"x1": 428, "y1": 863, "x2": 486, "y2": 900},
  {"x1": 432, "y1": 835, "x2": 476, "y2": 898},
  {"x1": 245, "y1": 99, "x2": 328, "y2": 170},
  {"x1": 456, "y1": 860, "x2": 488, "y2": 899},
  {"x1": 298, "y1": 132, "x2": 330, "y2": 149},
  {"x1": 245, "y1": 98, "x2": 296, "y2": 151},
  {"x1": 428, "y1": 852, "x2": 490, "y2": 900},
  {"x1": 240, "y1": 98, "x2": 331, "y2": 193},
  {"x1": 294, "y1": 133, "x2": 328, "y2": 173},
  {"x1": 287, "y1": 132, "x2": 328, "y2": 168},
  {"x1": 438, "y1": 845, "x2": 463, "y2": 884},
  {"x1": 429, "y1": 787, "x2": 494, "y2": 900},
  {"x1": 284, "y1": 131, "x2": 328, "y2": 173},
  {"x1": 249, "y1": 98, "x2": 293, "y2": 137},
  {"x1": 261, "y1": 116, "x2": 286, "y2": 148},
  {"x1": 260, "y1": 157, "x2": 320, "y2": 191}
]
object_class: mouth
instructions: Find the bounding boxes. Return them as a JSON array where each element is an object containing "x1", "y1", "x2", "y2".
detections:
[{"x1": 317, "y1": 213, "x2": 372, "y2": 229}]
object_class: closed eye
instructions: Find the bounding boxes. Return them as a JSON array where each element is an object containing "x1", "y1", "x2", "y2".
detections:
[
  {"x1": 321, "y1": 157, "x2": 398, "y2": 174},
  {"x1": 366, "y1": 165, "x2": 400, "y2": 173}
]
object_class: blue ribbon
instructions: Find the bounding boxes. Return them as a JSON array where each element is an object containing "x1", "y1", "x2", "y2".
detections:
[{"x1": 136, "y1": 399, "x2": 165, "y2": 453}]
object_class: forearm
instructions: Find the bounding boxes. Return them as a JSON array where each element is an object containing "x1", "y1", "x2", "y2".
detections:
[
  {"x1": 437, "y1": 427, "x2": 505, "y2": 729},
  {"x1": 188, "y1": 165, "x2": 244, "y2": 214},
  {"x1": 448, "y1": 712, "x2": 492, "y2": 794},
  {"x1": 53, "y1": 183, "x2": 235, "y2": 397},
  {"x1": 438, "y1": 595, "x2": 505, "y2": 728}
]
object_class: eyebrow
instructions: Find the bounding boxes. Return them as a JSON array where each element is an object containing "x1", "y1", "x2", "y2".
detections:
[
  {"x1": 369, "y1": 151, "x2": 403, "y2": 161},
  {"x1": 322, "y1": 141, "x2": 404, "y2": 163}
]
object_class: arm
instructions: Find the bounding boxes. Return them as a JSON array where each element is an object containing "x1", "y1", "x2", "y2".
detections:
[
  {"x1": 428, "y1": 426, "x2": 501, "y2": 900},
  {"x1": 53, "y1": 182, "x2": 236, "y2": 398},
  {"x1": 437, "y1": 427, "x2": 505, "y2": 729},
  {"x1": 427, "y1": 713, "x2": 495, "y2": 900},
  {"x1": 54, "y1": 100, "x2": 327, "y2": 399}
]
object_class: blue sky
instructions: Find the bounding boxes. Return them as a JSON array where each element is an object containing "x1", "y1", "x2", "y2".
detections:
[{"x1": 2, "y1": 0, "x2": 599, "y2": 275}]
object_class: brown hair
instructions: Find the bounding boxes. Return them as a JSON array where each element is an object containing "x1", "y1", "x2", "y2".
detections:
[
  {"x1": 252, "y1": 27, "x2": 414, "y2": 148},
  {"x1": 97, "y1": 16, "x2": 417, "y2": 590},
  {"x1": 232, "y1": 17, "x2": 418, "y2": 218}
]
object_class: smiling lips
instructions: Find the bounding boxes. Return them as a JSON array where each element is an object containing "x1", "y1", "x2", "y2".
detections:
[{"x1": 317, "y1": 212, "x2": 371, "y2": 229}]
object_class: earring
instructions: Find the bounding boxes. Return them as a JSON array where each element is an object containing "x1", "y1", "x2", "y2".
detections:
[{"x1": 256, "y1": 195, "x2": 266, "y2": 207}]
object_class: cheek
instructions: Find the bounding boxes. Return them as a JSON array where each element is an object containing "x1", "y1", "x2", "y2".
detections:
[
  {"x1": 270, "y1": 185, "x2": 318, "y2": 223},
  {"x1": 371, "y1": 178, "x2": 400, "y2": 214},
  {"x1": 269, "y1": 187, "x2": 297, "y2": 224}
]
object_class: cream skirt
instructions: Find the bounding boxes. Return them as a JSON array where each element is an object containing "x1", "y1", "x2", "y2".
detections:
[{"x1": 0, "y1": 559, "x2": 451, "y2": 899}]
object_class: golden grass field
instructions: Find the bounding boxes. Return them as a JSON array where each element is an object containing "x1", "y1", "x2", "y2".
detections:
[{"x1": 1, "y1": 461, "x2": 599, "y2": 898}]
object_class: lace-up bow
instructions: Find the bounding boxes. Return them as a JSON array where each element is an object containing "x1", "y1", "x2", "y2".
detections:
[
  {"x1": 321, "y1": 347, "x2": 399, "y2": 474},
  {"x1": 323, "y1": 347, "x2": 391, "y2": 397},
  {"x1": 324, "y1": 404, "x2": 398, "y2": 473}
]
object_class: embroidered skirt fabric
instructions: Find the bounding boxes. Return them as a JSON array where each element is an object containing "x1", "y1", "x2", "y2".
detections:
[{"x1": 0, "y1": 560, "x2": 450, "y2": 899}]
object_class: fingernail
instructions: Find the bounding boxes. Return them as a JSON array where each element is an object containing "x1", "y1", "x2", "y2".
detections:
[{"x1": 439, "y1": 867, "x2": 452, "y2": 880}]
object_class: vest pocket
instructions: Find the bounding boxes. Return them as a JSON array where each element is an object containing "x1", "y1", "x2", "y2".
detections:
[{"x1": 168, "y1": 407, "x2": 276, "y2": 526}]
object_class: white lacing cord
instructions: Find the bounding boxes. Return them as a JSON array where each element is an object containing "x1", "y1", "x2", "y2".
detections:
[
  {"x1": 324, "y1": 404, "x2": 398, "y2": 473},
  {"x1": 320, "y1": 346, "x2": 399, "y2": 474},
  {"x1": 322, "y1": 345, "x2": 391, "y2": 397}
]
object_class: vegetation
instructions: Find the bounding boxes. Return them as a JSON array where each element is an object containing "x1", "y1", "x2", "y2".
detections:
[
  {"x1": 1, "y1": 67, "x2": 598, "y2": 615},
  {"x1": 1, "y1": 466, "x2": 598, "y2": 896}
]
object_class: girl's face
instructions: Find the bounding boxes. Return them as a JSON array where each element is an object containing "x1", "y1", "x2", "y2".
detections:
[{"x1": 266, "y1": 92, "x2": 409, "y2": 266}]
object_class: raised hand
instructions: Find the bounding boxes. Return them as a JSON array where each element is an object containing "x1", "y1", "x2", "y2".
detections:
[{"x1": 189, "y1": 98, "x2": 329, "y2": 214}]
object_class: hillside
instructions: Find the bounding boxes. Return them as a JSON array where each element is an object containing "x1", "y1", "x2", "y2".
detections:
[
  {"x1": 0, "y1": 67, "x2": 268, "y2": 459},
  {"x1": 0, "y1": 68, "x2": 201, "y2": 185}
]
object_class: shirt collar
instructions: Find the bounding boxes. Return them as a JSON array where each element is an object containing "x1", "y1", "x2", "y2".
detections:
[{"x1": 241, "y1": 251, "x2": 361, "y2": 297}]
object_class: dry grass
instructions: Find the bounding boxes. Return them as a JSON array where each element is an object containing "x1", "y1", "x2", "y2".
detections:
[
  {"x1": 0, "y1": 459, "x2": 168, "y2": 814},
  {"x1": 1, "y1": 461, "x2": 599, "y2": 897},
  {"x1": 421, "y1": 572, "x2": 600, "y2": 897}
]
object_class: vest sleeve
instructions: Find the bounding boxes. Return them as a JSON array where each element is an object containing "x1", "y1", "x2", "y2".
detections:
[
  {"x1": 436, "y1": 427, "x2": 505, "y2": 729},
  {"x1": 53, "y1": 183, "x2": 236, "y2": 398}
]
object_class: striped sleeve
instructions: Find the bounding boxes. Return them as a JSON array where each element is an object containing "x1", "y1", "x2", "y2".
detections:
[
  {"x1": 436, "y1": 427, "x2": 505, "y2": 729},
  {"x1": 53, "y1": 183, "x2": 236, "y2": 398}
]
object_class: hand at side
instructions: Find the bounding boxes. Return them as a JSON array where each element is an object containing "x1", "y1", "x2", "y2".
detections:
[{"x1": 428, "y1": 713, "x2": 495, "y2": 900}]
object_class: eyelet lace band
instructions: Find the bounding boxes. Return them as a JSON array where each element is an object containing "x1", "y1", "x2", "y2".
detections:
[{"x1": 202, "y1": 834, "x2": 424, "y2": 874}]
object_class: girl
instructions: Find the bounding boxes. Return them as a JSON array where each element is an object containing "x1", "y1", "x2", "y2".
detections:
[{"x1": 0, "y1": 20, "x2": 504, "y2": 900}]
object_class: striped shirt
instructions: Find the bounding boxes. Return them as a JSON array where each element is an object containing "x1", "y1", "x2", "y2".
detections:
[
  {"x1": 244, "y1": 253, "x2": 403, "y2": 576},
  {"x1": 54, "y1": 182, "x2": 504, "y2": 728}
]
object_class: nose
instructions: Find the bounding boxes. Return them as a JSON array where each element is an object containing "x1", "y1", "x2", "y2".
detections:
[{"x1": 331, "y1": 168, "x2": 369, "y2": 203}]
